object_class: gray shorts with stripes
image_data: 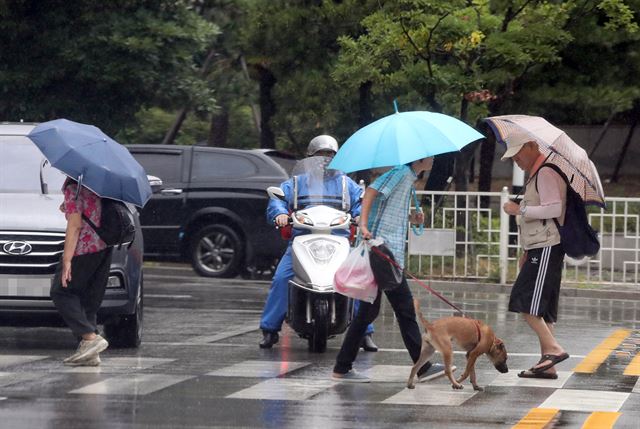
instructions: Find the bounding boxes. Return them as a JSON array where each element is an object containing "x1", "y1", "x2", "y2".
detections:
[{"x1": 508, "y1": 244, "x2": 565, "y2": 323}]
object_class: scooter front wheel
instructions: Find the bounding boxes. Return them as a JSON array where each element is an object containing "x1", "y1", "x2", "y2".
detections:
[{"x1": 308, "y1": 297, "x2": 329, "y2": 353}]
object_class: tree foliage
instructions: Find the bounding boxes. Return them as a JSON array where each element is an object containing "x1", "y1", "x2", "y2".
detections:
[{"x1": 0, "y1": 0, "x2": 218, "y2": 135}]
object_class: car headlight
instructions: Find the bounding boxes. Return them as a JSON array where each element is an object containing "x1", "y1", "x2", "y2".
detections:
[
  {"x1": 304, "y1": 239, "x2": 336, "y2": 265},
  {"x1": 295, "y1": 213, "x2": 314, "y2": 226}
]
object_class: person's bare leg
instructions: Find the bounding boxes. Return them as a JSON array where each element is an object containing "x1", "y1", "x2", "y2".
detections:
[{"x1": 523, "y1": 314, "x2": 565, "y2": 374}]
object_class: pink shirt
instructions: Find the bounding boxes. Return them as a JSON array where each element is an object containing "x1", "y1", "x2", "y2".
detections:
[
  {"x1": 522, "y1": 156, "x2": 565, "y2": 220},
  {"x1": 63, "y1": 183, "x2": 107, "y2": 255}
]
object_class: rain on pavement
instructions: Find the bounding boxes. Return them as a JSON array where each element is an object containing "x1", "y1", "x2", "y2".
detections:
[{"x1": 0, "y1": 265, "x2": 638, "y2": 429}]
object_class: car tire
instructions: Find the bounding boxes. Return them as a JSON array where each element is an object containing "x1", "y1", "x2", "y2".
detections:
[
  {"x1": 104, "y1": 277, "x2": 143, "y2": 348},
  {"x1": 190, "y1": 224, "x2": 243, "y2": 278}
]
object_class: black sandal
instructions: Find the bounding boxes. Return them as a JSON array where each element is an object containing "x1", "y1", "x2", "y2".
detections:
[{"x1": 531, "y1": 352, "x2": 569, "y2": 373}]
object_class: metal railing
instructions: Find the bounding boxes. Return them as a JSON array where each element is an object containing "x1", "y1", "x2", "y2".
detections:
[{"x1": 406, "y1": 188, "x2": 640, "y2": 286}]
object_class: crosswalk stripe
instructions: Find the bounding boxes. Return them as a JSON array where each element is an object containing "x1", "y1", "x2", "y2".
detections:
[
  {"x1": 623, "y1": 352, "x2": 640, "y2": 376},
  {"x1": 573, "y1": 329, "x2": 631, "y2": 373},
  {"x1": 580, "y1": 411, "x2": 621, "y2": 429},
  {"x1": 512, "y1": 408, "x2": 559, "y2": 429}
]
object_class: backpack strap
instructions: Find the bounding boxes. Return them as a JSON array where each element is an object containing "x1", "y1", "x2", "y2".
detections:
[{"x1": 535, "y1": 163, "x2": 570, "y2": 230}]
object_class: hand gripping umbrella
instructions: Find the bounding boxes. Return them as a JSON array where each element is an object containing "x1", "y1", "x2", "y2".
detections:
[
  {"x1": 27, "y1": 119, "x2": 151, "y2": 207},
  {"x1": 484, "y1": 115, "x2": 605, "y2": 207},
  {"x1": 328, "y1": 104, "x2": 484, "y2": 173}
]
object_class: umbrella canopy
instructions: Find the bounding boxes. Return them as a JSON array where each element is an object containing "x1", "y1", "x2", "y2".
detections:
[
  {"x1": 328, "y1": 111, "x2": 484, "y2": 173},
  {"x1": 27, "y1": 119, "x2": 152, "y2": 207},
  {"x1": 484, "y1": 115, "x2": 605, "y2": 207}
]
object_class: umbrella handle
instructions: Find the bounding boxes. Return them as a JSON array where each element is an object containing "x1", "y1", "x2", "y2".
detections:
[{"x1": 75, "y1": 174, "x2": 84, "y2": 200}]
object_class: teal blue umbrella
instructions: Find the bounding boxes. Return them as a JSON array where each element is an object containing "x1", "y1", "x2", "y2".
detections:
[
  {"x1": 27, "y1": 119, "x2": 151, "y2": 207},
  {"x1": 329, "y1": 106, "x2": 484, "y2": 173}
]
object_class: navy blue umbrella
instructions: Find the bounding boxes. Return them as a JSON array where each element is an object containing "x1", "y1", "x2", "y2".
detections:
[{"x1": 27, "y1": 119, "x2": 151, "y2": 207}]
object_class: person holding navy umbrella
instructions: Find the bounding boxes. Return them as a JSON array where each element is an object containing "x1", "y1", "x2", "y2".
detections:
[{"x1": 27, "y1": 119, "x2": 151, "y2": 366}]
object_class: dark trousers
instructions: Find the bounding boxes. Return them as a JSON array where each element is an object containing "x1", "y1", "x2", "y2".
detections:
[
  {"x1": 333, "y1": 275, "x2": 423, "y2": 374},
  {"x1": 50, "y1": 248, "x2": 113, "y2": 337}
]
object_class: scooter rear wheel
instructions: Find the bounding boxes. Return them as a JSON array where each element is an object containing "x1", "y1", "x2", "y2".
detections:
[{"x1": 308, "y1": 297, "x2": 329, "y2": 353}]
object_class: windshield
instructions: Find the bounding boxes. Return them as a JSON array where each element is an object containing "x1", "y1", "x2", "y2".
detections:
[
  {"x1": 0, "y1": 136, "x2": 66, "y2": 194},
  {"x1": 289, "y1": 156, "x2": 350, "y2": 210}
]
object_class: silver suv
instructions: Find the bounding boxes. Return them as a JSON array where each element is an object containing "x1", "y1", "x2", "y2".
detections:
[{"x1": 0, "y1": 123, "x2": 145, "y2": 347}]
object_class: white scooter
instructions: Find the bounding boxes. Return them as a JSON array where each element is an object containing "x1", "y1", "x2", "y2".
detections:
[{"x1": 266, "y1": 158, "x2": 356, "y2": 352}]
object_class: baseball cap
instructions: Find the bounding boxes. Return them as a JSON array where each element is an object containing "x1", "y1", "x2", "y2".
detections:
[{"x1": 501, "y1": 132, "x2": 534, "y2": 161}]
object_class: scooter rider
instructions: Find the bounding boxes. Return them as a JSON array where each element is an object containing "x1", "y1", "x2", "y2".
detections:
[{"x1": 259, "y1": 135, "x2": 377, "y2": 350}]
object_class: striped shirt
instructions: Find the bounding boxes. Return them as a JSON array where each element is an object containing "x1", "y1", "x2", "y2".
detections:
[{"x1": 368, "y1": 165, "x2": 417, "y2": 268}]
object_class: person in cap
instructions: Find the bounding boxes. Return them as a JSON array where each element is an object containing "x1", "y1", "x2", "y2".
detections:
[
  {"x1": 258, "y1": 135, "x2": 377, "y2": 351},
  {"x1": 501, "y1": 132, "x2": 570, "y2": 379}
]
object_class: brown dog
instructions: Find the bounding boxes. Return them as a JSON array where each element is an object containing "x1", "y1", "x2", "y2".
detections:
[{"x1": 407, "y1": 300, "x2": 508, "y2": 391}]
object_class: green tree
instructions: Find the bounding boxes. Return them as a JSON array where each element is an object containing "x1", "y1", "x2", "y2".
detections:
[{"x1": 0, "y1": 0, "x2": 218, "y2": 136}]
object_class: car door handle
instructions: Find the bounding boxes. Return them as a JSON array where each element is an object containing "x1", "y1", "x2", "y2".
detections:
[{"x1": 160, "y1": 188, "x2": 183, "y2": 195}]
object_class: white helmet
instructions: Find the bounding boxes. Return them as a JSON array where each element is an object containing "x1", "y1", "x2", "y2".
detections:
[{"x1": 307, "y1": 135, "x2": 338, "y2": 156}]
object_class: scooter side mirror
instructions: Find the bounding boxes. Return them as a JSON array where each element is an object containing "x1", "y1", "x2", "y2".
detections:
[{"x1": 267, "y1": 186, "x2": 286, "y2": 200}]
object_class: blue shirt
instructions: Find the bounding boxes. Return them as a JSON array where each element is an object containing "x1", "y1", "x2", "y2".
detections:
[{"x1": 369, "y1": 165, "x2": 417, "y2": 268}]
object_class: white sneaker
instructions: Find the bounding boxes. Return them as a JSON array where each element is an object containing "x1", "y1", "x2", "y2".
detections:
[
  {"x1": 64, "y1": 354, "x2": 101, "y2": 367},
  {"x1": 331, "y1": 370, "x2": 371, "y2": 383},
  {"x1": 418, "y1": 363, "x2": 456, "y2": 382},
  {"x1": 66, "y1": 335, "x2": 108, "y2": 363}
]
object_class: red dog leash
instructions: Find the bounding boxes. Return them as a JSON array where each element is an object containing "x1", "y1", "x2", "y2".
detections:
[{"x1": 369, "y1": 245, "x2": 468, "y2": 317}]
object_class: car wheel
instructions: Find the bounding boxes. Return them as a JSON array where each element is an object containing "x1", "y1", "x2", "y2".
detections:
[
  {"x1": 104, "y1": 277, "x2": 143, "y2": 348},
  {"x1": 190, "y1": 224, "x2": 242, "y2": 278}
]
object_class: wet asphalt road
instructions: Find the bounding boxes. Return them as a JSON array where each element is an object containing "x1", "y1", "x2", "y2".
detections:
[{"x1": 0, "y1": 264, "x2": 639, "y2": 429}]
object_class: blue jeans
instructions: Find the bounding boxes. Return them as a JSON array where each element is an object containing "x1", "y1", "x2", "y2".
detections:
[{"x1": 260, "y1": 246, "x2": 374, "y2": 334}]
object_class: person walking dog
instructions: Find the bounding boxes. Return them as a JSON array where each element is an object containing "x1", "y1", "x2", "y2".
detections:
[
  {"x1": 51, "y1": 178, "x2": 112, "y2": 366},
  {"x1": 331, "y1": 157, "x2": 448, "y2": 382}
]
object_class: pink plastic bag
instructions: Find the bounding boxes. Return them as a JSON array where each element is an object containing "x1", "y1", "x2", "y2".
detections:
[{"x1": 334, "y1": 241, "x2": 378, "y2": 303}]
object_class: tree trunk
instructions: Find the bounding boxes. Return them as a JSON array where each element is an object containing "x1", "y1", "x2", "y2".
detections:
[
  {"x1": 354, "y1": 81, "x2": 374, "y2": 185},
  {"x1": 161, "y1": 48, "x2": 217, "y2": 145},
  {"x1": 207, "y1": 108, "x2": 229, "y2": 147},
  {"x1": 588, "y1": 110, "x2": 616, "y2": 158},
  {"x1": 256, "y1": 64, "x2": 277, "y2": 149},
  {"x1": 478, "y1": 131, "x2": 496, "y2": 207},
  {"x1": 161, "y1": 107, "x2": 188, "y2": 145},
  {"x1": 611, "y1": 102, "x2": 640, "y2": 182}
]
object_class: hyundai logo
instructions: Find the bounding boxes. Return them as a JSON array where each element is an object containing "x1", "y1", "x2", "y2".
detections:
[{"x1": 2, "y1": 241, "x2": 33, "y2": 256}]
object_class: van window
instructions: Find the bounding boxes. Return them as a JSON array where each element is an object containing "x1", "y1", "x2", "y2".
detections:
[
  {"x1": 191, "y1": 151, "x2": 258, "y2": 181},
  {"x1": 130, "y1": 152, "x2": 183, "y2": 183}
]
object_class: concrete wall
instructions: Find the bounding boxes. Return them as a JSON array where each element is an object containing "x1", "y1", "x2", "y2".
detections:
[{"x1": 486, "y1": 124, "x2": 640, "y2": 179}]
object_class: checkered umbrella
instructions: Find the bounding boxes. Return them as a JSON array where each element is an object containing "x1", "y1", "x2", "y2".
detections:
[{"x1": 484, "y1": 115, "x2": 605, "y2": 207}]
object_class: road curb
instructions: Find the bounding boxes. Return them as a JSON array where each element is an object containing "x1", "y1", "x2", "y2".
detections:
[{"x1": 409, "y1": 279, "x2": 640, "y2": 301}]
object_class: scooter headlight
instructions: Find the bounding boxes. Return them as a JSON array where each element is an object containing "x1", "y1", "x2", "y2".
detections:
[
  {"x1": 295, "y1": 213, "x2": 314, "y2": 226},
  {"x1": 330, "y1": 215, "x2": 349, "y2": 226},
  {"x1": 304, "y1": 239, "x2": 336, "y2": 265}
]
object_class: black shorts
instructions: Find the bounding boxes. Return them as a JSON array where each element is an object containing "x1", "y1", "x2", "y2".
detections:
[{"x1": 509, "y1": 244, "x2": 564, "y2": 323}]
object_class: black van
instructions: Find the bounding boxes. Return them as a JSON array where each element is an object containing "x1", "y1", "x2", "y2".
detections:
[{"x1": 126, "y1": 145, "x2": 290, "y2": 278}]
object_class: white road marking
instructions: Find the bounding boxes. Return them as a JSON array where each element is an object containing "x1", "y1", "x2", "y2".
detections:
[
  {"x1": 489, "y1": 370, "x2": 572, "y2": 389},
  {"x1": 207, "y1": 360, "x2": 310, "y2": 378},
  {"x1": 539, "y1": 389, "x2": 630, "y2": 412},
  {"x1": 633, "y1": 377, "x2": 640, "y2": 394},
  {"x1": 70, "y1": 374, "x2": 193, "y2": 396},
  {"x1": 228, "y1": 378, "x2": 333, "y2": 401},
  {"x1": 145, "y1": 294, "x2": 193, "y2": 299},
  {"x1": 383, "y1": 384, "x2": 478, "y2": 406},
  {"x1": 186, "y1": 323, "x2": 259, "y2": 343},
  {"x1": 0, "y1": 355, "x2": 48, "y2": 369},
  {"x1": 0, "y1": 371, "x2": 47, "y2": 388},
  {"x1": 60, "y1": 357, "x2": 174, "y2": 373}
]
